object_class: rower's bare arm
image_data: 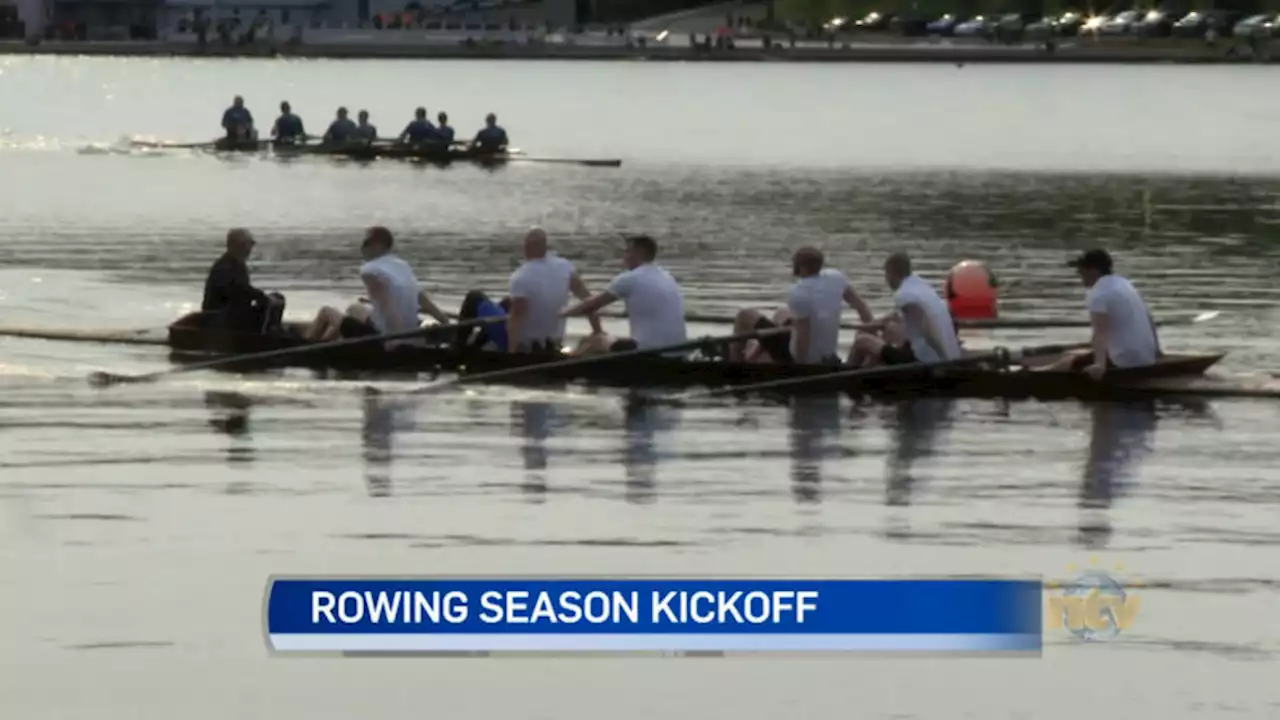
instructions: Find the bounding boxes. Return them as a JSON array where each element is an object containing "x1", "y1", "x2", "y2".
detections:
[
  {"x1": 1091, "y1": 312, "x2": 1110, "y2": 364},
  {"x1": 562, "y1": 291, "x2": 616, "y2": 318},
  {"x1": 1147, "y1": 312, "x2": 1163, "y2": 356},
  {"x1": 417, "y1": 290, "x2": 451, "y2": 324},
  {"x1": 903, "y1": 304, "x2": 947, "y2": 360},
  {"x1": 842, "y1": 285, "x2": 875, "y2": 324},
  {"x1": 507, "y1": 296, "x2": 528, "y2": 351},
  {"x1": 793, "y1": 316, "x2": 812, "y2": 363},
  {"x1": 569, "y1": 272, "x2": 604, "y2": 334}
]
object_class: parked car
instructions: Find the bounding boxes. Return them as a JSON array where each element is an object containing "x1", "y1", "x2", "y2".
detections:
[
  {"x1": 954, "y1": 15, "x2": 995, "y2": 37},
  {"x1": 996, "y1": 12, "x2": 1040, "y2": 33},
  {"x1": 1080, "y1": 14, "x2": 1112, "y2": 34},
  {"x1": 854, "y1": 11, "x2": 895, "y2": 31},
  {"x1": 1172, "y1": 10, "x2": 1241, "y2": 38},
  {"x1": 1026, "y1": 11, "x2": 1085, "y2": 38},
  {"x1": 1099, "y1": 10, "x2": 1142, "y2": 34},
  {"x1": 926, "y1": 13, "x2": 962, "y2": 35},
  {"x1": 1132, "y1": 9, "x2": 1177, "y2": 36},
  {"x1": 1232, "y1": 13, "x2": 1276, "y2": 38}
]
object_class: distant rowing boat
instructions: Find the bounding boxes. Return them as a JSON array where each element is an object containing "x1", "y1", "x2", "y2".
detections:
[
  {"x1": 127, "y1": 138, "x2": 623, "y2": 167},
  {"x1": 160, "y1": 312, "x2": 1224, "y2": 401}
]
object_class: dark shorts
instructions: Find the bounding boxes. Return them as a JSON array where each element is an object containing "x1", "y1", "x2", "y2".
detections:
[
  {"x1": 610, "y1": 338, "x2": 639, "y2": 352},
  {"x1": 1068, "y1": 352, "x2": 1118, "y2": 372},
  {"x1": 753, "y1": 317, "x2": 793, "y2": 363},
  {"x1": 525, "y1": 339, "x2": 563, "y2": 355},
  {"x1": 880, "y1": 343, "x2": 917, "y2": 366},
  {"x1": 339, "y1": 316, "x2": 379, "y2": 338}
]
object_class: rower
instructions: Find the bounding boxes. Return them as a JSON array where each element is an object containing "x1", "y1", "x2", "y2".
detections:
[
  {"x1": 507, "y1": 227, "x2": 602, "y2": 354},
  {"x1": 201, "y1": 228, "x2": 284, "y2": 334},
  {"x1": 271, "y1": 101, "x2": 305, "y2": 144},
  {"x1": 436, "y1": 112, "x2": 455, "y2": 146},
  {"x1": 472, "y1": 113, "x2": 508, "y2": 153},
  {"x1": 221, "y1": 95, "x2": 255, "y2": 141},
  {"x1": 729, "y1": 246, "x2": 874, "y2": 364},
  {"x1": 306, "y1": 227, "x2": 450, "y2": 346},
  {"x1": 323, "y1": 107, "x2": 358, "y2": 145},
  {"x1": 399, "y1": 107, "x2": 437, "y2": 146},
  {"x1": 848, "y1": 251, "x2": 962, "y2": 368},
  {"x1": 454, "y1": 291, "x2": 510, "y2": 351},
  {"x1": 1042, "y1": 249, "x2": 1161, "y2": 379},
  {"x1": 354, "y1": 110, "x2": 378, "y2": 143},
  {"x1": 562, "y1": 234, "x2": 686, "y2": 354}
]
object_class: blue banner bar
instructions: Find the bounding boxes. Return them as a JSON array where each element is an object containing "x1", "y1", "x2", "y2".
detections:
[{"x1": 264, "y1": 578, "x2": 1041, "y2": 654}]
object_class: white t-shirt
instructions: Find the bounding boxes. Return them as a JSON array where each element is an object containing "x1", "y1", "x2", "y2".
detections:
[
  {"x1": 360, "y1": 253, "x2": 421, "y2": 337},
  {"x1": 508, "y1": 253, "x2": 575, "y2": 347},
  {"x1": 606, "y1": 263, "x2": 687, "y2": 350},
  {"x1": 787, "y1": 268, "x2": 850, "y2": 363},
  {"x1": 894, "y1": 274, "x2": 962, "y2": 362},
  {"x1": 1085, "y1": 274, "x2": 1158, "y2": 368}
]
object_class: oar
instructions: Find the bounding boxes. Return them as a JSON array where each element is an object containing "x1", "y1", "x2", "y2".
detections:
[
  {"x1": 594, "y1": 309, "x2": 1220, "y2": 331},
  {"x1": 87, "y1": 315, "x2": 504, "y2": 388},
  {"x1": 663, "y1": 341, "x2": 1093, "y2": 402},
  {"x1": 506, "y1": 157, "x2": 623, "y2": 168},
  {"x1": 131, "y1": 140, "x2": 216, "y2": 150},
  {"x1": 408, "y1": 326, "x2": 791, "y2": 396}
]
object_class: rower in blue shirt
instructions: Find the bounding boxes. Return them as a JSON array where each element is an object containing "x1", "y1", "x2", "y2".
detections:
[
  {"x1": 221, "y1": 95, "x2": 255, "y2": 141},
  {"x1": 471, "y1": 113, "x2": 508, "y2": 153},
  {"x1": 271, "y1": 101, "x2": 305, "y2": 144},
  {"x1": 398, "y1": 107, "x2": 437, "y2": 145},
  {"x1": 354, "y1": 110, "x2": 378, "y2": 143},
  {"x1": 454, "y1": 290, "x2": 509, "y2": 351},
  {"x1": 436, "y1": 112, "x2": 455, "y2": 145},
  {"x1": 323, "y1": 107, "x2": 358, "y2": 145}
]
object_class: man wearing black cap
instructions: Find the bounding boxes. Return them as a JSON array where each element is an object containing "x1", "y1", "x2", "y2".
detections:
[{"x1": 1047, "y1": 248, "x2": 1160, "y2": 379}]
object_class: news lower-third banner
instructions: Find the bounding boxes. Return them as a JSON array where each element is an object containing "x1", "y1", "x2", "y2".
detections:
[{"x1": 264, "y1": 578, "x2": 1042, "y2": 655}]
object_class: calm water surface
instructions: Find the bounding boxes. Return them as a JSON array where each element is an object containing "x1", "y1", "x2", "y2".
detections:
[{"x1": 1, "y1": 57, "x2": 1279, "y2": 719}]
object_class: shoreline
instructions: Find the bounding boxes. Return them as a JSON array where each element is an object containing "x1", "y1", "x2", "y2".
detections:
[{"x1": 0, "y1": 38, "x2": 1271, "y2": 63}]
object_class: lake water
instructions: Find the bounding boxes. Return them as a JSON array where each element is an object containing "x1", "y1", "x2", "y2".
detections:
[{"x1": 1, "y1": 56, "x2": 1279, "y2": 719}]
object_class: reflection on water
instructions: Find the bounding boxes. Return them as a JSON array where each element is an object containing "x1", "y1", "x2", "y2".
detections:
[
  {"x1": 787, "y1": 396, "x2": 845, "y2": 504},
  {"x1": 203, "y1": 391, "x2": 254, "y2": 467},
  {"x1": 621, "y1": 396, "x2": 683, "y2": 504},
  {"x1": 512, "y1": 400, "x2": 554, "y2": 500},
  {"x1": 885, "y1": 399, "x2": 957, "y2": 508},
  {"x1": 361, "y1": 388, "x2": 419, "y2": 498},
  {"x1": 1078, "y1": 401, "x2": 1159, "y2": 549}
]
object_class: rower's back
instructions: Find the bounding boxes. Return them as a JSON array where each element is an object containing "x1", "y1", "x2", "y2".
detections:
[
  {"x1": 894, "y1": 274, "x2": 962, "y2": 362},
  {"x1": 607, "y1": 262, "x2": 687, "y2": 349},
  {"x1": 1086, "y1": 274, "x2": 1157, "y2": 367},
  {"x1": 360, "y1": 252, "x2": 421, "y2": 337},
  {"x1": 787, "y1": 267, "x2": 849, "y2": 363},
  {"x1": 509, "y1": 252, "x2": 575, "y2": 347}
]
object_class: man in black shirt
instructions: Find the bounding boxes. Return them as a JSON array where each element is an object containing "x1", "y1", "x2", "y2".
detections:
[{"x1": 202, "y1": 228, "x2": 284, "y2": 333}]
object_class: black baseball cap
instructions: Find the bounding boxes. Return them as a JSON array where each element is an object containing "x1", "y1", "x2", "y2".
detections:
[{"x1": 1067, "y1": 249, "x2": 1113, "y2": 273}]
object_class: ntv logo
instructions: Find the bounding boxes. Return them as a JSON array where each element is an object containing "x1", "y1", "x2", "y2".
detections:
[{"x1": 1045, "y1": 560, "x2": 1141, "y2": 641}]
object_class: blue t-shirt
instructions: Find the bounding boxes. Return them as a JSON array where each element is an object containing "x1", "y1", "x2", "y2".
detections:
[
  {"x1": 473, "y1": 125, "x2": 507, "y2": 149},
  {"x1": 402, "y1": 119, "x2": 437, "y2": 143},
  {"x1": 222, "y1": 106, "x2": 253, "y2": 131},
  {"x1": 273, "y1": 113, "x2": 304, "y2": 139},
  {"x1": 325, "y1": 118, "x2": 357, "y2": 143},
  {"x1": 436, "y1": 125, "x2": 455, "y2": 144},
  {"x1": 476, "y1": 300, "x2": 508, "y2": 351}
]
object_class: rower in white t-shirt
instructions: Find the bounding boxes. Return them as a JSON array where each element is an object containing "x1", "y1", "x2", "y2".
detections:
[
  {"x1": 507, "y1": 228, "x2": 602, "y2": 352},
  {"x1": 563, "y1": 234, "x2": 687, "y2": 354},
  {"x1": 305, "y1": 226, "x2": 451, "y2": 347},
  {"x1": 1043, "y1": 248, "x2": 1160, "y2": 379},
  {"x1": 848, "y1": 251, "x2": 962, "y2": 367},
  {"x1": 728, "y1": 246, "x2": 874, "y2": 364}
]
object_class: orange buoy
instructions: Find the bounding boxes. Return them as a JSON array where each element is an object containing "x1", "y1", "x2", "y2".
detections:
[{"x1": 945, "y1": 260, "x2": 998, "y2": 320}]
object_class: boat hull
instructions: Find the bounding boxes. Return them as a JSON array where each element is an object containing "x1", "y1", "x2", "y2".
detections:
[
  {"x1": 167, "y1": 313, "x2": 1224, "y2": 401},
  {"x1": 212, "y1": 138, "x2": 511, "y2": 163}
]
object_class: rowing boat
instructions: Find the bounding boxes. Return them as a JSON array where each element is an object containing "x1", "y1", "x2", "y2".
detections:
[
  {"x1": 128, "y1": 139, "x2": 623, "y2": 167},
  {"x1": 165, "y1": 312, "x2": 1222, "y2": 400}
]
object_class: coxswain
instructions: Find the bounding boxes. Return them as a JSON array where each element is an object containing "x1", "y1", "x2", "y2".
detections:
[
  {"x1": 202, "y1": 228, "x2": 285, "y2": 334},
  {"x1": 271, "y1": 101, "x2": 305, "y2": 144},
  {"x1": 436, "y1": 111, "x2": 455, "y2": 145},
  {"x1": 1041, "y1": 249, "x2": 1161, "y2": 379},
  {"x1": 323, "y1": 107, "x2": 358, "y2": 145},
  {"x1": 847, "y1": 251, "x2": 962, "y2": 368},
  {"x1": 504, "y1": 227, "x2": 602, "y2": 353},
  {"x1": 562, "y1": 234, "x2": 686, "y2": 354},
  {"x1": 399, "y1": 107, "x2": 437, "y2": 145},
  {"x1": 221, "y1": 95, "x2": 255, "y2": 141},
  {"x1": 729, "y1": 246, "x2": 874, "y2": 364},
  {"x1": 472, "y1": 113, "x2": 508, "y2": 153},
  {"x1": 354, "y1": 110, "x2": 378, "y2": 143},
  {"x1": 306, "y1": 227, "x2": 451, "y2": 346}
]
